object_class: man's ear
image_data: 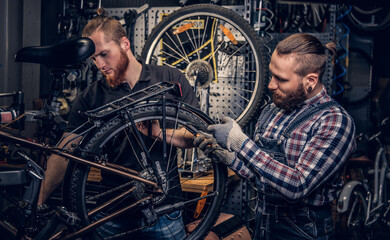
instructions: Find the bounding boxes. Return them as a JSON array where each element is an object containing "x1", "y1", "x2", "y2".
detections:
[
  {"x1": 120, "y1": 37, "x2": 131, "y2": 51},
  {"x1": 304, "y1": 73, "x2": 319, "y2": 90}
]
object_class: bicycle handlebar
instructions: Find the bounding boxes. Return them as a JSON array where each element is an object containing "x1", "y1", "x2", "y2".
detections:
[{"x1": 0, "y1": 91, "x2": 24, "y2": 127}]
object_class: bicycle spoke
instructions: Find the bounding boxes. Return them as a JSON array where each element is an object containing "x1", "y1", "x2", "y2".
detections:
[
  {"x1": 160, "y1": 50, "x2": 184, "y2": 62},
  {"x1": 184, "y1": 29, "x2": 197, "y2": 57},
  {"x1": 174, "y1": 34, "x2": 190, "y2": 63},
  {"x1": 162, "y1": 39, "x2": 190, "y2": 64},
  {"x1": 217, "y1": 76, "x2": 256, "y2": 83},
  {"x1": 206, "y1": 40, "x2": 225, "y2": 63},
  {"x1": 167, "y1": 106, "x2": 180, "y2": 172},
  {"x1": 162, "y1": 61, "x2": 181, "y2": 69},
  {"x1": 197, "y1": 16, "x2": 201, "y2": 58},
  {"x1": 220, "y1": 42, "x2": 248, "y2": 68},
  {"x1": 218, "y1": 82, "x2": 256, "y2": 93},
  {"x1": 124, "y1": 127, "x2": 143, "y2": 168},
  {"x1": 201, "y1": 16, "x2": 210, "y2": 49},
  {"x1": 210, "y1": 18, "x2": 220, "y2": 82}
]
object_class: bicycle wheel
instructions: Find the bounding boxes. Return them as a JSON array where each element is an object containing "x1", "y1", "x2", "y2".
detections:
[
  {"x1": 345, "y1": 5, "x2": 390, "y2": 34},
  {"x1": 338, "y1": 185, "x2": 371, "y2": 240},
  {"x1": 64, "y1": 102, "x2": 228, "y2": 240},
  {"x1": 141, "y1": 4, "x2": 267, "y2": 126}
]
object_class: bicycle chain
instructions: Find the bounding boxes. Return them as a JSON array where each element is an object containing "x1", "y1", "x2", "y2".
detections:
[{"x1": 86, "y1": 181, "x2": 134, "y2": 201}]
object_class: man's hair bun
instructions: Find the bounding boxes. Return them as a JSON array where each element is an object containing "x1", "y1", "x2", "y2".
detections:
[{"x1": 97, "y1": 8, "x2": 105, "y2": 16}]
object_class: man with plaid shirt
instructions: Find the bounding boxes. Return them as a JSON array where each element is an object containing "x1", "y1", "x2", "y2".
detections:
[{"x1": 194, "y1": 33, "x2": 356, "y2": 240}]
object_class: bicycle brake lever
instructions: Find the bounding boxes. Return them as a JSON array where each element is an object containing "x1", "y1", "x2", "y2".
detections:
[
  {"x1": 17, "y1": 151, "x2": 44, "y2": 209},
  {"x1": 17, "y1": 151, "x2": 44, "y2": 180}
]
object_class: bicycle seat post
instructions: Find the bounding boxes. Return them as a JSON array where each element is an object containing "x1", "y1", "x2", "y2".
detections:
[
  {"x1": 12, "y1": 91, "x2": 25, "y2": 115},
  {"x1": 45, "y1": 70, "x2": 65, "y2": 114}
]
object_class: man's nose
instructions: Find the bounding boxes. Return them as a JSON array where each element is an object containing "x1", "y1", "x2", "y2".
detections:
[
  {"x1": 95, "y1": 57, "x2": 105, "y2": 69},
  {"x1": 268, "y1": 77, "x2": 277, "y2": 90}
]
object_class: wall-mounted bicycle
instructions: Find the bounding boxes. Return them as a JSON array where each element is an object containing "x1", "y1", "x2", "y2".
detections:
[{"x1": 337, "y1": 117, "x2": 390, "y2": 240}]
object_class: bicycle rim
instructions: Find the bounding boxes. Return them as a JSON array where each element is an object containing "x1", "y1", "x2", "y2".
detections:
[
  {"x1": 65, "y1": 102, "x2": 227, "y2": 240},
  {"x1": 141, "y1": 4, "x2": 267, "y2": 126},
  {"x1": 346, "y1": 5, "x2": 390, "y2": 34}
]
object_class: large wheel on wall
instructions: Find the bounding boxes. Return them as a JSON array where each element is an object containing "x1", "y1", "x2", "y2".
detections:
[{"x1": 141, "y1": 4, "x2": 268, "y2": 126}]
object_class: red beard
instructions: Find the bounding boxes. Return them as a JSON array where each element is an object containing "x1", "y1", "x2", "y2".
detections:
[{"x1": 104, "y1": 49, "x2": 129, "y2": 87}]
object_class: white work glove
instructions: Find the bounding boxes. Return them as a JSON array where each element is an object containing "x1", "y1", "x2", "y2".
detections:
[
  {"x1": 207, "y1": 116, "x2": 249, "y2": 152},
  {"x1": 193, "y1": 132, "x2": 236, "y2": 166}
]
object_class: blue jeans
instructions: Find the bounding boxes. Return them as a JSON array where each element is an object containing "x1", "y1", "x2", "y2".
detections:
[
  {"x1": 254, "y1": 201, "x2": 335, "y2": 240},
  {"x1": 95, "y1": 210, "x2": 186, "y2": 239}
]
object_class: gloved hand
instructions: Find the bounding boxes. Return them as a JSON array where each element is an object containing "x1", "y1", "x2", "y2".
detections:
[
  {"x1": 193, "y1": 132, "x2": 236, "y2": 166},
  {"x1": 207, "y1": 116, "x2": 248, "y2": 152}
]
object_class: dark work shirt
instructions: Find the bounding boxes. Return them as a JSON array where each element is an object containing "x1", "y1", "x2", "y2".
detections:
[{"x1": 67, "y1": 63, "x2": 199, "y2": 131}]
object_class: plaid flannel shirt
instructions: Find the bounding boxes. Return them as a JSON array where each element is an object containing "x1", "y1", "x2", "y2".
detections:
[{"x1": 230, "y1": 88, "x2": 356, "y2": 206}]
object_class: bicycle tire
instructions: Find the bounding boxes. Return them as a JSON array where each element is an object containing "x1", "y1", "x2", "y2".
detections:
[
  {"x1": 141, "y1": 4, "x2": 267, "y2": 127},
  {"x1": 337, "y1": 185, "x2": 371, "y2": 240},
  {"x1": 64, "y1": 102, "x2": 228, "y2": 240},
  {"x1": 345, "y1": 5, "x2": 390, "y2": 34}
]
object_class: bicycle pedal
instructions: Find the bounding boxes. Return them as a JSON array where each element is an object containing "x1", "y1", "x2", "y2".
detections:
[
  {"x1": 57, "y1": 206, "x2": 80, "y2": 226},
  {"x1": 36, "y1": 205, "x2": 56, "y2": 223}
]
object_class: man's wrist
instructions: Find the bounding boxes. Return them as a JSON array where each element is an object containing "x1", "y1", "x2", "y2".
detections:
[{"x1": 229, "y1": 132, "x2": 249, "y2": 152}]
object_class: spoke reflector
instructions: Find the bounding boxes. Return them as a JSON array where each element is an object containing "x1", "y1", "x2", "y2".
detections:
[
  {"x1": 194, "y1": 186, "x2": 208, "y2": 218},
  {"x1": 219, "y1": 25, "x2": 237, "y2": 45},
  {"x1": 173, "y1": 22, "x2": 195, "y2": 34}
]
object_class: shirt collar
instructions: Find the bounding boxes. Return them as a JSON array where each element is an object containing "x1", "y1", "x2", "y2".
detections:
[
  {"x1": 138, "y1": 61, "x2": 151, "y2": 83},
  {"x1": 304, "y1": 86, "x2": 326, "y2": 106}
]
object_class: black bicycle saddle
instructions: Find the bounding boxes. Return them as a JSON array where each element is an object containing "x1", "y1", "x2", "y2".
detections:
[{"x1": 14, "y1": 37, "x2": 95, "y2": 68}]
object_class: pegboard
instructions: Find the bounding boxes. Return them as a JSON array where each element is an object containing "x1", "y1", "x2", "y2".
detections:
[
  {"x1": 222, "y1": 179, "x2": 256, "y2": 221},
  {"x1": 342, "y1": 33, "x2": 374, "y2": 134},
  {"x1": 105, "y1": 8, "x2": 148, "y2": 58}
]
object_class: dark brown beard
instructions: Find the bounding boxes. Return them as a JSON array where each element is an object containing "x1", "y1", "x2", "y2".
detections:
[
  {"x1": 104, "y1": 49, "x2": 129, "y2": 87},
  {"x1": 273, "y1": 83, "x2": 306, "y2": 112}
]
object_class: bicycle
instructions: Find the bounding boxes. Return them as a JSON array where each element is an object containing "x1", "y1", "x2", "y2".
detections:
[
  {"x1": 0, "y1": 37, "x2": 228, "y2": 240},
  {"x1": 336, "y1": 116, "x2": 390, "y2": 239}
]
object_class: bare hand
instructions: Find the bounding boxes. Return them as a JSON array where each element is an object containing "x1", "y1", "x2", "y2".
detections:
[{"x1": 136, "y1": 120, "x2": 162, "y2": 139}]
